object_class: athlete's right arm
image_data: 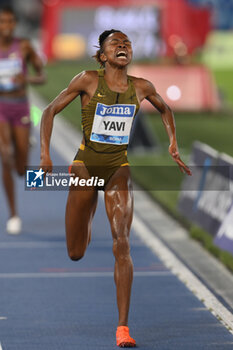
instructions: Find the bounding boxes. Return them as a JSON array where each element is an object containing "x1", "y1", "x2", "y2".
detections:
[{"x1": 40, "y1": 71, "x2": 93, "y2": 173}]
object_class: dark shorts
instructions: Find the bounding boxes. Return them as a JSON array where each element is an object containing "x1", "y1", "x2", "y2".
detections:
[
  {"x1": 0, "y1": 97, "x2": 30, "y2": 127},
  {"x1": 73, "y1": 144, "x2": 129, "y2": 190}
]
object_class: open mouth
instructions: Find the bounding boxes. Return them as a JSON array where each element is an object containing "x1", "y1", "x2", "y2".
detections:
[{"x1": 116, "y1": 51, "x2": 127, "y2": 58}]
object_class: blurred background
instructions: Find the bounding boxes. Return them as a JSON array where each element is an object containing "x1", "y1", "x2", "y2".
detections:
[{"x1": 2, "y1": 0, "x2": 233, "y2": 268}]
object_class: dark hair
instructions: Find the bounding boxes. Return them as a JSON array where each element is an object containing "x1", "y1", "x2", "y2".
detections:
[
  {"x1": 0, "y1": 5, "x2": 16, "y2": 18},
  {"x1": 93, "y1": 29, "x2": 122, "y2": 67}
]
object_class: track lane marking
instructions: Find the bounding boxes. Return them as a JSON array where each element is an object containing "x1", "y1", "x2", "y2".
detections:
[
  {"x1": 0, "y1": 242, "x2": 65, "y2": 248},
  {"x1": 0, "y1": 271, "x2": 172, "y2": 279}
]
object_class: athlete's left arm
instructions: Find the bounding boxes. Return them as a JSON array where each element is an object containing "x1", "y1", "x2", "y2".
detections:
[
  {"x1": 138, "y1": 79, "x2": 191, "y2": 175},
  {"x1": 22, "y1": 39, "x2": 46, "y2": 85}
]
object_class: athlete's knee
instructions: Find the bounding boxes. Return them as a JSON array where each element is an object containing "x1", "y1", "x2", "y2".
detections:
[
  {"x1": 68, "y1": 247, "x2": 86, "y2": 261},
  {"x1": 69, "y1": 253, "x2": 84, "y2": 261},
  {"x1": 113, "y1": 235, "x2": 131, "y2": 261},
  {"x1": 0, "y1": 146, "x2": 13, "y2": 168},
  {"x1": 1, "y1": 156, "x2": 12, "y2": 169}
]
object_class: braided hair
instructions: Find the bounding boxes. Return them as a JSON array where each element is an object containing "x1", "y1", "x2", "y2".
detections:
[{"x1": 93, "y1": 29, "x2": 122, "y2": 67}]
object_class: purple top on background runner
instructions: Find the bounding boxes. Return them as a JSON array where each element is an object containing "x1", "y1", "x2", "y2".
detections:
[{"x1": 0, "y1": 38, "x2": 27, "y2": 92}]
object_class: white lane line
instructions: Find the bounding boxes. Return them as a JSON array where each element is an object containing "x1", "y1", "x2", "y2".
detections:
[
  {"x1": 0, "y1": 342, "x2": 3, "y2": 350},
  {"x1": 0, "y1": 317, "x2": 7, "y2": 320},
  {"x1": 0, "y1": 271, "x2": 171, "y2": 279},
  {"x1": 132, "y1": 215, "x2": 233, "y2": 333},
  {"x1": 0, "y1": 242, "x2": 65, "y2": 249},
  {"x1": 0, "y1": 241, "x2": 121, "y2": 249}
]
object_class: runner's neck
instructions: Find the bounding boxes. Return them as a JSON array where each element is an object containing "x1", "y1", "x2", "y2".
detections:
[{"x1": 104, "y1": 66, "x2": 128, "y2": 92}]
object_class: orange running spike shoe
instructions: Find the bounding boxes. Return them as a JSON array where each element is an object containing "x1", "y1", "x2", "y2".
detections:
[{"x1": 116, "y1": 326, "x2": 136, "y2": 348}]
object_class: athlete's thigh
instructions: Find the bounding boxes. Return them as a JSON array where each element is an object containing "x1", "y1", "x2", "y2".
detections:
[
  {"x1": 0, "y1": 121, "x2": 13, "y2": 163},
  {"x1": 12, "y1": 125, "x2": 30, "y2": 173},
  {"x1": 104, "y1": 166, "x2": 134, "y2": 240},
  {"x1": 65, "y1": 163, "x2": 98, "y2": 250}
]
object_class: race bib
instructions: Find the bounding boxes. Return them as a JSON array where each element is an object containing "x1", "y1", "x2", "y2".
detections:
[
  {"x1": 0, "y1": 58, "x2": 22, "y2": 91},
  {"x1": 90, "y1": 103, "x2": 136, "y2": 145}
]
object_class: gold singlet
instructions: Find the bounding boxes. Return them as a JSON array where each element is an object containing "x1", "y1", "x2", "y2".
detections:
[{"x1": 73, "y1": 69, "x2": 140, "y2": 189}]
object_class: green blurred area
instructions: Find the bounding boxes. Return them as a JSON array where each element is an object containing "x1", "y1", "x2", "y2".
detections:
[
  {"x1": 34, "y1": 60, "x2": 233, "y2": 271},
  {"x1": 214, "y1": 69, "x2": 233, "y2": 108},
  {"x1": 202, "y1": 32, "x2": 233, "y2": 73}
]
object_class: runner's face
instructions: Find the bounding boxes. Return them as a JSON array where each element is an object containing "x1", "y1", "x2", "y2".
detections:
[
  {"x1": 0, "y1": 12, "x2": 16, "y2": 39},
  {"x1": 101, "y1": 32, "x2": 133, "y2": 67}
]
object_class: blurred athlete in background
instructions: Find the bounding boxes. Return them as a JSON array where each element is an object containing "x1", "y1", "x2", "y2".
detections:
[
  {"x1": 40, "y1": 29, "x2": 191, "y2": 347},
  {"x1": 0, "y1": 6, "x2": 46, "y2": 234}
]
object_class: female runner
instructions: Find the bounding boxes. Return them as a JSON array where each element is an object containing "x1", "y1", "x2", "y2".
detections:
[
  {"x1": 0, "y1": 6, "x2": 46, "y2": 234},
  {"x1": 40, "y1": 29, "x2": 191, "y2": 348}
]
